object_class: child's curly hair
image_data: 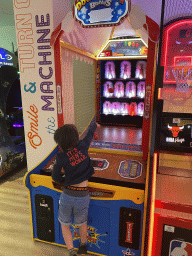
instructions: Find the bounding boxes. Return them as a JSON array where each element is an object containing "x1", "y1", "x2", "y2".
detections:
[{"x1": 54, "y1": 124, "x2": 79, "y2": 152}]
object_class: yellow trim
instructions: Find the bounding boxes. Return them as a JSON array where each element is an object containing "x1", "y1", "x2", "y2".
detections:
[
  {"x1": 34, "y1": 239, "x2": 106, "y2": 255},
  {"x1": 109, "y1": 26, "x2": 116, "y2": 39},
  {"x1": 97, "y1": 55, "x2": 147, "y2": 60},
  {"x1": 89, "y1": 181, "x2": 144, "y2": 203},
  {"x1": 27, "y1": 189, "x2": 34, "y2": 241},
  {"x1": 23, "y1": 145, "x2": 58, "y2": 186},
  {"x1": 30, "y1": 174, "x2": 144, "y2": 204},
  {"x1": 89, "y1": 147, "x2": 143, "y2": 157},
  {"x1": 34, "y1": 238, "x2": 67, "y2": 247},
  {"x1": 96, "y1": 40, "x2": 109, "y2": 58},
  {"x1": 95, "y1": 38, "x2": 111, "y2": 59},
  {"x1": 23, "y1": 171, "x2": 28, "y2": 186},
  {"x1": 60, "y1": 40, "x2": 96, "y2": 60},
  {"x1": 30, "y1": 174, "x2": 60, "y2": 191}
]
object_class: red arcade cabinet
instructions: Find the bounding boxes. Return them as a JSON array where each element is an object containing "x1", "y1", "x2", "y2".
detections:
[{"x1": 144, "y1": 1, "x2": 192, "y2": 254}]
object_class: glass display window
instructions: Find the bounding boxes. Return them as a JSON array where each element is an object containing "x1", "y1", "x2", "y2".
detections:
[
  {"x1": 125, "y1": 81, "x2": 136, "y2": 98},
  {"x1": 114, "y1": 81, "x2": 124, "y2": 98},
  {"x1": 129, "y1": 102, "x2": 138, "y2": 116},
  {"x1": 103, "y1": 101, "x2": 112, "y2": 115},
  {"x1": 137, "y1": 102, "x2": 144, "y2": 116},
  {"x1": 120, "y1": 61, "x2": 131, "y2": 79},
  {"x1": 137, "y1": 81, "x2": 145, "y2": 98},
  {"x1": 111, "y1": 102, "x2": 121, "y2": 115},
  {"x1": 103, "y1": 81, "x2": 114, "y2": 98},
  {"x1": 120, "y1": 102, "x2": 129, "y2": 116},
  {"x1": 135, "y1": 61, "x2": 147, "y2": 79},
  {"x1": 105, "y1": 61, "x2": 116, "y2": 79}
]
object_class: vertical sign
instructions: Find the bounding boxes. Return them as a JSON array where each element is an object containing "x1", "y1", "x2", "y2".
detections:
[{"x1": 13, "y1": 0, "x2": 58, "y2": 171}]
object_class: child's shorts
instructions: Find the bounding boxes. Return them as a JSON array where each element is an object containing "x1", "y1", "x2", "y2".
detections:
[{"x1": 58, "y1": 192, "x2": 90, "y2": 226}]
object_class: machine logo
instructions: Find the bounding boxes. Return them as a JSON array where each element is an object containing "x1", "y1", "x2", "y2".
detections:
[
  {"x1": 0, "y1": 53, "x2": 12, "y2": 61},
  {"x1": 122, "y1": 248, "x2": 135, "y2": 255},
  {"x1": 74, "y1": 0, "x2": 130, "y2": 28},
  {"x1": 168, "y1": 124, "x2": 184, "y2": 137},
  {"x1": 169, "y1": 240, "x2": 192, "y2": 256}
]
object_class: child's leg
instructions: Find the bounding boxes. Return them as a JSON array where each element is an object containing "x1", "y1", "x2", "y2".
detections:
[
  {"x1": 79, "y1": 222, "x2": 87, "y2": 244},
  {"x1": 61, "y1": 224, "x2": 73, "y2": 250}
]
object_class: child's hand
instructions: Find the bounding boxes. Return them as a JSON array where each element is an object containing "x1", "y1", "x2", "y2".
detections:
[
  {"x1": 93, "y1": 132, "x2": 99, "y2": 140},
  {"x1": 96, "y1": 123, "x2": 101, "y2": 128}
]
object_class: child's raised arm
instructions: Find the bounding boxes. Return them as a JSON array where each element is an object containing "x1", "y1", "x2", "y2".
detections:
[{"x1": 82, "y1": 116, "x2": 97, "y2": 148}]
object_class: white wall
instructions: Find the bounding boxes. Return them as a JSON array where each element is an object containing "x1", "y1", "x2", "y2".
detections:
[{"x1": 0, "y1": 26, "x2": 17, "y2": 53}]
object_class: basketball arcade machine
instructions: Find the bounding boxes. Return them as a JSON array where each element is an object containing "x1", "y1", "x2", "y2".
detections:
[
  {"x1": 145, "y1": 2, "x2": 192, "y2": 254},
  {"x1": 14, "y1": 1, "x2": 160, "y2": 256},
  {"x1": 51, "y1": 4, "x2": 160, "y2": 254}
]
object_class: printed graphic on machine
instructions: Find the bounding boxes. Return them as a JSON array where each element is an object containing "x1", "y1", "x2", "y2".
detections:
[
  {"x1": 74, "y1": 0, "x2": 130, "y2": 27},
  {"x1": 161, "y1": 225, "x2": 192, "y2": 256},
  {"x1": 160, "y1": 117, "x2": 192, "y2": 149},
  {"x1": 71, "y1": 224, "x2": 107, "y2": 247},
  {"x1": 122, "y1": 248, "x2": 135, "y2": 255},
  {"x1": 169, "y1": 240, "x2": 192, "y2": 256},
  {"x1": 118, "y1": 160, "x2": 143, "y2": 179},
  {"x1": 71, "y1": 224, "x2": 136, "y2": 255}
]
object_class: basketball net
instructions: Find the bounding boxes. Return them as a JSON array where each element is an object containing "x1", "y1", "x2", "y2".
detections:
[{"x1": 172, "y1": 66, "x2": 192, "y2": 93}]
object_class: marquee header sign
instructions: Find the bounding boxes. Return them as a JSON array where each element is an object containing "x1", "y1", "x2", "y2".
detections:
[{"x1": 74, "y1": 0, "x2": 130, "y2": 27}]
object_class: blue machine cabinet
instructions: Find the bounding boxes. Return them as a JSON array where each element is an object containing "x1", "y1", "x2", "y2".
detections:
[{"x1": 27, "y1": 173, "x2": 144, "y2": 256}]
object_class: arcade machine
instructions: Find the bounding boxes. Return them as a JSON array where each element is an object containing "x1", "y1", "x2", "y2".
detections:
[
  {"x1": 29, "y1": 39, "x2": 149, "y2": 256},
  {"x1": 143, "y1": 3, "x2": 192, "y2": 254},
  {"x1": 13, "y1": 1, "x2": 160, "y2": 255},
  {"x1": 0, "y1": 49, "x2": 26, "y2": 179}
]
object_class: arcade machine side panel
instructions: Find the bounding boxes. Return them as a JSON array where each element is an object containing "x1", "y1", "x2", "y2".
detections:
[
  {"x1": 156, "y1": 17, "x2": 192, "y2": 208},
  {"x1": 28, "y1": 174, "x2": 62, "y2": 245},
  {"x1": 152, "y1": 16, "x2": 192, "y2": 256}
]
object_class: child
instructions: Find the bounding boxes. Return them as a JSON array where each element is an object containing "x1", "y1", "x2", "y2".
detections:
[{"x1": 51, "y1": 117, "x2": 98, "y2": 256}]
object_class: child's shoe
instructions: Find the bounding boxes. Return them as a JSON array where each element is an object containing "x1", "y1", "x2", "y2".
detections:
[
  {"x1": 69, "y1": 248, "x2": 77, "y2": 256},
  {"x1": 77, "y1": 242, "x2": 87, "y2": 254}
]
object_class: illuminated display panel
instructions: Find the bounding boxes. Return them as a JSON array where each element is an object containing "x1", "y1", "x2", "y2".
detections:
[
  {"x1": 0, "y1": 48, "x2": 17, "y2": 67},
  {"x1": 162, "y1": 20, "x2": 192, "y2": 84},
  {"x1": 97, "y1": 38, "x2": 148, "y2": 59},
  {"x1": 160, "y1": 112, "x2": 192, "y2": 152}
]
